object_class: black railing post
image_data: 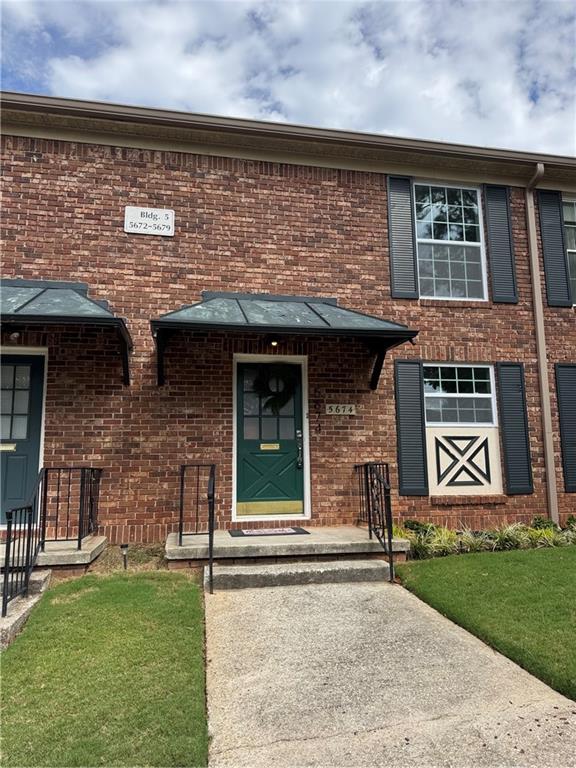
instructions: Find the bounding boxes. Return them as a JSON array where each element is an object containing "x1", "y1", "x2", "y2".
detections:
[
  {"x1": 364, "y1": 464, "x2": 373, "y2": 540},
  {"x1": 15, "y1": 511, "x2": 23, "y2": 598},
  {"x1": 23, "y1": 508, "x2": 34, "y2": 596},
  {"x1": 40, "y1": 469, "x2": 48, "y2": 552},
  {"x1": 383, "y1": 470, "x2": 394, "y2": 583},
  {"x1": 92, "y1": 469, "x2": 101, "y2": 536},
  {"x1": 207, "y1": 464, "x2": 216, "y2": 595},
  {"x1": 2, "y1": 511, "x2": 13, "y2": 618},
  {"x1": 178, "y1": 465, "x2": 186, "y2": 547},
  {"x1": 77, "y1": 468, "x2": 86, "y2": 550},
  {"x1": 195, "y1": 466, "x2": 200, "y2": 535},
  {"x1": 88, "y1": 470, "x2": 96, "y2": 536}
]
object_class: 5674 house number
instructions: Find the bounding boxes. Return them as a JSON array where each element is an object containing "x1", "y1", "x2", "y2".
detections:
[
  {"x1": 124, "y1": 206, "x2": 175, "y2": 236},
  {"x1": 326, "y1": 404, "x2": 357, "y2": 415}
]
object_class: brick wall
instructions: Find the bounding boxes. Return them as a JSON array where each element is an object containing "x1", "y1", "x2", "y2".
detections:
[{"x1": 1, "y1": 134, "x2": 572, "y2": 538}]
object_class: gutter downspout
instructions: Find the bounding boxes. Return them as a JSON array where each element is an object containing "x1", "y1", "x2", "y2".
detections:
[{"x1": 525, "y1": 162, "x2": 559, "y2": 523}]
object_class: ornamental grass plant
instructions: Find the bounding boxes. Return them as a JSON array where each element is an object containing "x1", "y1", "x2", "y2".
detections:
[{"x1": 396, "y1": 516, "x2": 576, "y2": 560}]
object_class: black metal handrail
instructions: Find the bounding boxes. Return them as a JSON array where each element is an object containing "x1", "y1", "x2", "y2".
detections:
[
  {"x1": 41, "y1": 467, "x2": 102, "y2": 550},
  {"x1": 1, "y1": 469, "x2": 45, "y2": 617},
  {"x1": 2, "y1": 466, "x2": 103, "y2": 617},
  {"x1": 354, "y1": 462, "x2": 395, "y2": 582},
  {"x1": 178, "y1": 463, "x2": 216, "y2": 593}
]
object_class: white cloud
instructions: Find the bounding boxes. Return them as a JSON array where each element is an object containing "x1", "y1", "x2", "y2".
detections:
[{"x1": 2, "y1": 0, "x2": 575, "y2": 154}]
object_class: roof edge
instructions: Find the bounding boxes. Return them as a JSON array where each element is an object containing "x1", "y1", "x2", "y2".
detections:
[
  {"x1": 2, "y1": 91, "x2": 575, "y2": 168},
  {"x1": 0, "y1": 277, "x2": 89, "y2": 293},
  {"x1": 201, "y1": 291, "x2": 338, "y2": 304},
  {"x1": 150, "y1": 318, "x2": 418, "y2": 339}
]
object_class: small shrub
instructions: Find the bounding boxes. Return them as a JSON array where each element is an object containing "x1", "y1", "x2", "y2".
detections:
[
  {"x1": 531, "y1": 515, "x2": 557, "y2": 530},
  {"x1": 403, "y1": 519, "x2": 437, "y2": 534},
  {"x1": 566, "y1": 515, "x2": 576, "y2": 531},
  {"x1": 488, "y1": 523, "x2": 531, "y2": 551}
]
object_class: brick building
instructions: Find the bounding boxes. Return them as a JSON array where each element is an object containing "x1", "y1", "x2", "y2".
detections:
[{"x1": 1, "y1": 92, "x2": 575, "y2": 555}]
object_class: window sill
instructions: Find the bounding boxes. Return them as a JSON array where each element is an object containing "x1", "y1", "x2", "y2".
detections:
[
  {"x1": 430, "y1": 494, "x2": 507, "y2": 506},
  {"x1": 419, "y1": 299, "x2": 490, "y2": 309}
]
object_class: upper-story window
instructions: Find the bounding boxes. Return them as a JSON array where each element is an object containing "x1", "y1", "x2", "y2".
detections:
[
  {"x1": 414, "y1": 183, "x2": 487, "y2": 301},
  {"x1": 563, "y1": 198, "x2": 576, "y2": 304}
]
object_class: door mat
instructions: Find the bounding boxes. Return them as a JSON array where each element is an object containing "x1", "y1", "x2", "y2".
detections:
[{"x1": 229, "y1": 527, "x2": 310, "y2": 537}]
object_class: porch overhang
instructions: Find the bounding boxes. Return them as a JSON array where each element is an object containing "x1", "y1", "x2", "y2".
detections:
[
  {"x1": 0, "y1": 279, "x2": 133, "y2": 385},
  {"x1": 151, "y1": 291, "x2": 418, "y2": 388}
]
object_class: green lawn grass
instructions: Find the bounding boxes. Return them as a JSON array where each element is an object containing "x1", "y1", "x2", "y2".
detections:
[
  {"x1": 397, "y1": 547, "x2": 576, "y2": 701},
  {"x1": 1, "y1": 571, "x2": 207, "y2": 767}
]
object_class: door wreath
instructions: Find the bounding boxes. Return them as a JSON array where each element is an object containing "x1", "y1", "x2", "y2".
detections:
[{"x1": 253, "y1": 364, "x2": 298, "y2": 415}]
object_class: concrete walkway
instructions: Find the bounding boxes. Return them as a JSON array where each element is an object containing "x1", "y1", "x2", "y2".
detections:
[{"x1": 205, "y1": 582, "x2": 576, "y2": 767}]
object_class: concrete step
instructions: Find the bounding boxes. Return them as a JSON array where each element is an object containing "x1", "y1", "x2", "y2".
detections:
[
  {"x1": 26, "y1": 569, "x2": 51, "y2": 594},
  {"x1": 0, "y1": 569, "x2": 51, "y2": 596},
  {"x1": 205, "y1": 559, "x2": 390, "y2": 590},
  {"x1": 1, "y1": 570, "x2": 51, "y2": 650}
]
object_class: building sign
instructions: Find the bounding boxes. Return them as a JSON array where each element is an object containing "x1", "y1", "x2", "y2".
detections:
[
  {"x1": 326, "y1": 404, "x2": 356, "y2": 415},
  {"x1": 124, "y1": 206, "x2": 175, "y2": 236}
]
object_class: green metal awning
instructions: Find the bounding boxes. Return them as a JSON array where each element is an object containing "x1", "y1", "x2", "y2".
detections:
[
  {"x1": 1, "y1": 279, "x2": 133, "y2": 384},
  {"x1": 151, "y1": 291, "x2": 418, "y2": 388}
]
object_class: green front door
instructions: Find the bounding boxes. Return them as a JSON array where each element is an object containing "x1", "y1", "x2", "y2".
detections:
[
  {"x1": 1, "y1": 355, "x2": 45, "y2": 524},
  {"x1": 236, "y1": 362, "x2": 305, "y2": 517}
]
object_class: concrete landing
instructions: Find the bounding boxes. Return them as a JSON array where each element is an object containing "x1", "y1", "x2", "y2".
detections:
[
  {"x1": 0, "y1": 537, "x2": 106, "y2": 570},
  {"x1": 36, "y1": 536, "x2": 106, "y2": 567},
  {"x1": 166, "y1": 526, "x2": 409, "y2": 563},
  {"x1": 205, "y1": 559, "x2": 390, "y2": 590}
]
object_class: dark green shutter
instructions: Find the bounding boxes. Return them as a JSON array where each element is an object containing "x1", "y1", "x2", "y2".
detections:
[
  {"x1": 388, "y1": 176, "x2": 418, "y2": 299},
  {"x1": 497, "y1": 363, "x2": 533, "y2": 494},
  {"x1": 537, "y1": 190, "x2": 572, "y2": 307},
  {"x1": 394, "y1": 360, "x2": 428, "y2": 495},
  {"x1": 484, "y1": 185, "x2": 518, "y2": 303},
  {"x1": 555, "y1": 364, "x2": 576, "y2": 492}
]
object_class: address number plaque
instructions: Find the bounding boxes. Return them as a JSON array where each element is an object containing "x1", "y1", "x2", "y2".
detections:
[{"x1": 326, "y1": 404, "x2": 356, "y2": 415}]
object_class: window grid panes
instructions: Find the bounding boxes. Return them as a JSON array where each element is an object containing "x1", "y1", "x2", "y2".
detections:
[
  {"x1": 415, "y1": 184, "x2": 485, "y2": 300},
  {"x1": 563, "y1": 200, "x2": 576, "y2": 304},
  {"x1": 0, "y1": 364, "x2": 31, "y2": 439},
  {"x1": 242, "y1": 371, "x2": 295, "y2": 441},
  {"x1": 423, "y1": 365, "x2": 494, "y2": 425}
]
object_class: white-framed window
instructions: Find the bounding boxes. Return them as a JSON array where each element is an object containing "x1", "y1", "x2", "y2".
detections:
[
  {"x1": 423, "y1": 364, "x2": 496, "y2": 426},
  {"x1": 413, "y1": 182, "x2": 487, "y2": 300},
  {"x1": 562, "y1": 197, "x2": 576, "y2": 304}
]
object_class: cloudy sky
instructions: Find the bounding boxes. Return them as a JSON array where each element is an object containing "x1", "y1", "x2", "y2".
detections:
[{"x1": 2, "y1": 0, "x2": 575, "y2": 154}]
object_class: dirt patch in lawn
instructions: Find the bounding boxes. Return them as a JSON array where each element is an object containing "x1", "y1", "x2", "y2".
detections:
[{"x1": 88, "y1": 543, "x2": 167, "y2": 574}]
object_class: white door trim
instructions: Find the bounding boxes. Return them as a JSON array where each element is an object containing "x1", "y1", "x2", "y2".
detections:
[
  {"x1": 232, "y1": 353, "x2": 311, "y2": 523},
  {"x1": 0, "y1": 346, "x2": 48, "y2": 529}
]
